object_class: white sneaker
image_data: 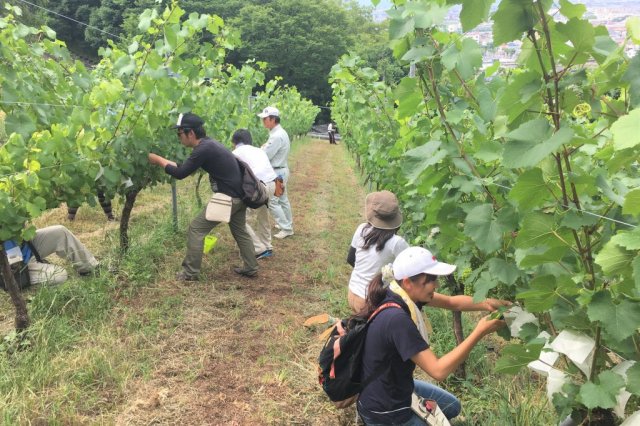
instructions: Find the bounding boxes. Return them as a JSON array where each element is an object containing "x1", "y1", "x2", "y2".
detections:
[{"x1": 274, "y1": 230, "x2": 294, "y2": 239}]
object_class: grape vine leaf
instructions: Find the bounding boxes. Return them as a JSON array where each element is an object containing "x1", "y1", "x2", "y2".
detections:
[
  {"x1": 578, "y1": 371, "x2": 625, "y2": 409},
  {"x1": 517, "y1": 275, "x2": 559, "y2": 312},
  {"x1": 587, "y1": 291, "x2": 640, "y2": 342},
  {"x1": 622, "y1": 55, "x2": 640, "y2": 108},
  {"x1": 515, "y1": 213, "x2": 573, "y2": 250},
  {"x1": 503, "y1": 122, "x2": 573, "y2": 169},
  {"x1": 495, "y1": 341, "x2": 544, "y2": 374},
  {"x1": 595, "y1": 240, "x2": 635, "y2": 276},
  {"x1": 627, "y1": 362, "x2": 640, "y2": 396},
  {"x1": 460, "y1": 0, "x2": 493, "y2": 32},
  {"x1": 610, "y1": 229, "x2": 640, "y2": 251},
  {"x1": 611, "y1": 108, "x2": 640, "y2": 150},
  {"x1": 623, "y1": 188, "x2": 640, "y2": 216},
  {"x1": 508, "y1": 168, "x2": 551, "y2": 210},
  {"x1": 492, "y1": 0, "x2": 538, "y2": 45},
  {"x1": 464, "y1": 204, "x2": 503, "y2": 253},
  {"x1": 559, "y1": 0, "x2": 586, "y2": 19},
  {"x1": 627, "y1": 16, "x2": 640, "y2": 44}
]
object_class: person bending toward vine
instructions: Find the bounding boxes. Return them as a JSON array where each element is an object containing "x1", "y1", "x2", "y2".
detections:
[
  {"x1": 148, "y1": 113, "x2": 258, "y2": 281},
  {"x1": 347, "y1": 190, "x2": 409, "y2": 314},
  {"x1": 357, "y1": 246, "x2": 509, "y2": 424}
]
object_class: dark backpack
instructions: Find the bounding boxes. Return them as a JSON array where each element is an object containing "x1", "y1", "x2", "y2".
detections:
[
  {"x1": 317, "y1": 302, "x2": 401, "y2": 408},
  {"x1": 236, "y1": 158, "x2": 269, "y2": 209}
]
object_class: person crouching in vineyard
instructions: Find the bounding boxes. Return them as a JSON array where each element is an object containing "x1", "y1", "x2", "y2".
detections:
[
  {"x1": 148, "y1": 113, "x2": 259, "y2": 281},
  {"x1": 1, "y1": 225, "x2": 99, "y2": 290},
  {"x1": 357, "y1": 247, "x2": 508, "y2": 424},
  {"x1": 347, "y1": 190, "x2": 409, "y2": 314}
]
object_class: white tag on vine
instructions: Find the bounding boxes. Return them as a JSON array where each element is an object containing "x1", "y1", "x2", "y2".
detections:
[
  {"x1": 613, "y1": 361, "x2": 635, "y2": 418},
  {"x1": 550, "y1": 330, "x2": 595, "y2": 377},
  {"x1": 527, "y1": 331, "x2": 560, "y2": 376}
]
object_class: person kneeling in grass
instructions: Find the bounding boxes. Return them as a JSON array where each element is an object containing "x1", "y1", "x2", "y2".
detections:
[{"x1": 357, "y1": 247, "x2": 509, "y2": 424}]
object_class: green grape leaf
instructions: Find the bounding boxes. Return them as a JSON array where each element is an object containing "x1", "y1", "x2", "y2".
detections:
[
  {"x1": 394, "y1": 77, "x2": 423, "y2": 118},
  {"x1": 495, "y1": 342, "x2": 544, "y2": 374},
  {"x1": 472, "y1": 271, "x2": 498, "y2": 302},
  {"x1": 389, "y1": 16, "x2": 415, "y2": 41},
  {"x1": 587, "y1": 291, "x2": 640, "y2": 342},
  {"x1": 460, "y1": 0, "x2": 493, "y2": 31},
  {"x1": 559, "y1": 0, "x2": 586, "y2": 19},
  {"x1": 515, "y1": 213, "x2": 573, "y2": 250},
  {"x1": 627, "y1": 16, "x2": 640, "y2": 44},
  {"x1": 517, "y1": 275, "x2": 558, "y2": 313},
  {"x1": 556, "y1": 18, "x2": 595, "y2": 52},
  {"x1": 492, "y1": 0, "x2": 538, "y2": 45},
  {"x1": 401, "y1": 46, "x2": 435, "y2": 63},
  {"x1": 634, "y1": 257, "x2": 640, "y2": 294},
  {"x1": 610, "y1": 229, "x2": 640, "y2": 250},
  {"x1": 504, "y1": 123, "x2": 574, "y2": 169},
  {"x1": 627, "y1": 362, "x2": 640, "y2": 396},
  {"x1": 622, "y1": 55, "x2": 640, "y2": 108},
  {"x1": 509, "y1": 168, "x2": 551, "y2": 210},
  {"x1": 578, "y1": 371, "x2": 625, "y2": 409},
  {"x1": 595, "y1": 240, "x2": 635, "y2": 276},
  {"x1": 487, "y1": 258, "x2": 521, "y2": 286},
  {"x1": 403, "y1": 141, "x2": 447, "y2": 183},
  {"x1": 611, "y1": 108, "x2": 640, "y2": 150},
  {"x1": 464, "y1": 204, "x2": 503, "y2": 253},
  {"x1": 517, "y1": 246, "x2": 569, "y2": 268},
  {"x1": 623, "y1": 188, "x2": 640, "y2": 216}
]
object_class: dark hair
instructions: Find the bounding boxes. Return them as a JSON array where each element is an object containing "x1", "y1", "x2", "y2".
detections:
[
  {"x1": 181, "y1": 126, "x2": 206, "y2": 139},
  {"x1": 360, "y1": 272, "x2": 438, "y2": 318},
  {"x1": 232, "y1": 129, "x2": 253, "y2": 146},
  {"x1": 361, "y1": 223, "x2": 398, "y2": 252},
  {"x1": 272, "y1": 115, "x2": 281, "y2": 124}
]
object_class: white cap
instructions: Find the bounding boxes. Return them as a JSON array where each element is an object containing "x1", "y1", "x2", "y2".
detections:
[
  {"x1": 392, "y1": 247, "x2": 456, "y2": 280},
  {"x1": 257, "y1": 106, "x2": 280, "y2": 118}
]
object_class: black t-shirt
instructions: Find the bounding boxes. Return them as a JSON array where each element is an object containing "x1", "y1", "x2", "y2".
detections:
[
  {"x1": 164, "y1": 137, "x2": 242, "y2": 198},
  {"x1": 358, "y1": 292, "x2": 429, "y2": 423}
]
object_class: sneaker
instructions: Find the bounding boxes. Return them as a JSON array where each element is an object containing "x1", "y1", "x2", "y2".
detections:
[
  {"x1": 274, "y1": 230, "x2": 294, "y2": 239},
  {"x1": 256, "y1": 250, "x2": 273, "y2": 260},
  {"x1": 233, "y1": 267, "x2": 258, "y2": 278},
  {"x1": 175, "y1": 271, "x2": 199, "y2": 282}
]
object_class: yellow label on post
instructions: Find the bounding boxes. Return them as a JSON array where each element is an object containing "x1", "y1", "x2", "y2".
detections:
[{"x1": 203, "y1": 235, "x2": 218, "y2": 254}]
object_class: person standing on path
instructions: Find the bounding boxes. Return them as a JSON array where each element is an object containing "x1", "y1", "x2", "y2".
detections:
[
  {"x1": 231, "y1": 129, "x2": 278, "y2": 260},
  {"x1": 148, "y1": 113, "x2": 259, "y2": 280},
  {"x1": 327, "y1": 122, "x2": 337, "y2": 145},
  {"x1": 258, "y1": 106, "x2": 294, "y2": 239}
]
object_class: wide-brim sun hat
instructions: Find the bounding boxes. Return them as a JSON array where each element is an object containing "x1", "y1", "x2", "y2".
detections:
[
  {"x1": 365, "y1": 190, "x2": 403, "y2": 230},
  {"x1": 393, "y1": 246, "x2": 456, "y2": 280}
]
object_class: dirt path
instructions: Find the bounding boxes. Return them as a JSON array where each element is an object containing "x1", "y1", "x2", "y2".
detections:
[{"x1": 116, "y1": 139, "x2": 366, "y2": 425}]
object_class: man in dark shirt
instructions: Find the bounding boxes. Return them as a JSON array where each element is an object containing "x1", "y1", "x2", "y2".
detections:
[{"x1": 148, "y1": 113, "x2": 258, "y2": 280}]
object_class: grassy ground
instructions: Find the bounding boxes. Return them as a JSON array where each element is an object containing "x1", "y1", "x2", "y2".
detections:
[{"x1": 0, "y1": 137, "x2": 556, "y2": 425}]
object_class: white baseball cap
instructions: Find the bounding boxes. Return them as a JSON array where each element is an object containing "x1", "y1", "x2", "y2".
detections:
[
  {"x1": 393, "y1": 247, "x2": 456, "y2": 280},
  {"x1": 257, "y1": 106, "x2": 280, "y2": 118}
]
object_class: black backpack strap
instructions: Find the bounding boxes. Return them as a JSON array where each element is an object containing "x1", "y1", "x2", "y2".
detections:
[{"x1": 26, "y1": 241, "x2": 45, "y2": 263}]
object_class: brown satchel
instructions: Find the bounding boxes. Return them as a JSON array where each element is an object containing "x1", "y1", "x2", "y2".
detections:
[{"x1": 274, "y1": 176, "x2": 285, "y2": 197}]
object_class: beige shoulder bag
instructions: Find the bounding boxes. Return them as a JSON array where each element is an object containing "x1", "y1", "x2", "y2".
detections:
[{"x1": 205, "y1": 193, "x2": 232, "y2": 223}]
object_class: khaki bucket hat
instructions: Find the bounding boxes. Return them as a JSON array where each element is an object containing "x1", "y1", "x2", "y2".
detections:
[{"x1": 365, "y1": 190, "x2": 403, "y2": 230}]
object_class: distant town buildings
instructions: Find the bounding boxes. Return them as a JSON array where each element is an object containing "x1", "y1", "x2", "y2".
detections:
[{"x1": 372, "y1": 0, "x2": 640, "y2": 67}]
